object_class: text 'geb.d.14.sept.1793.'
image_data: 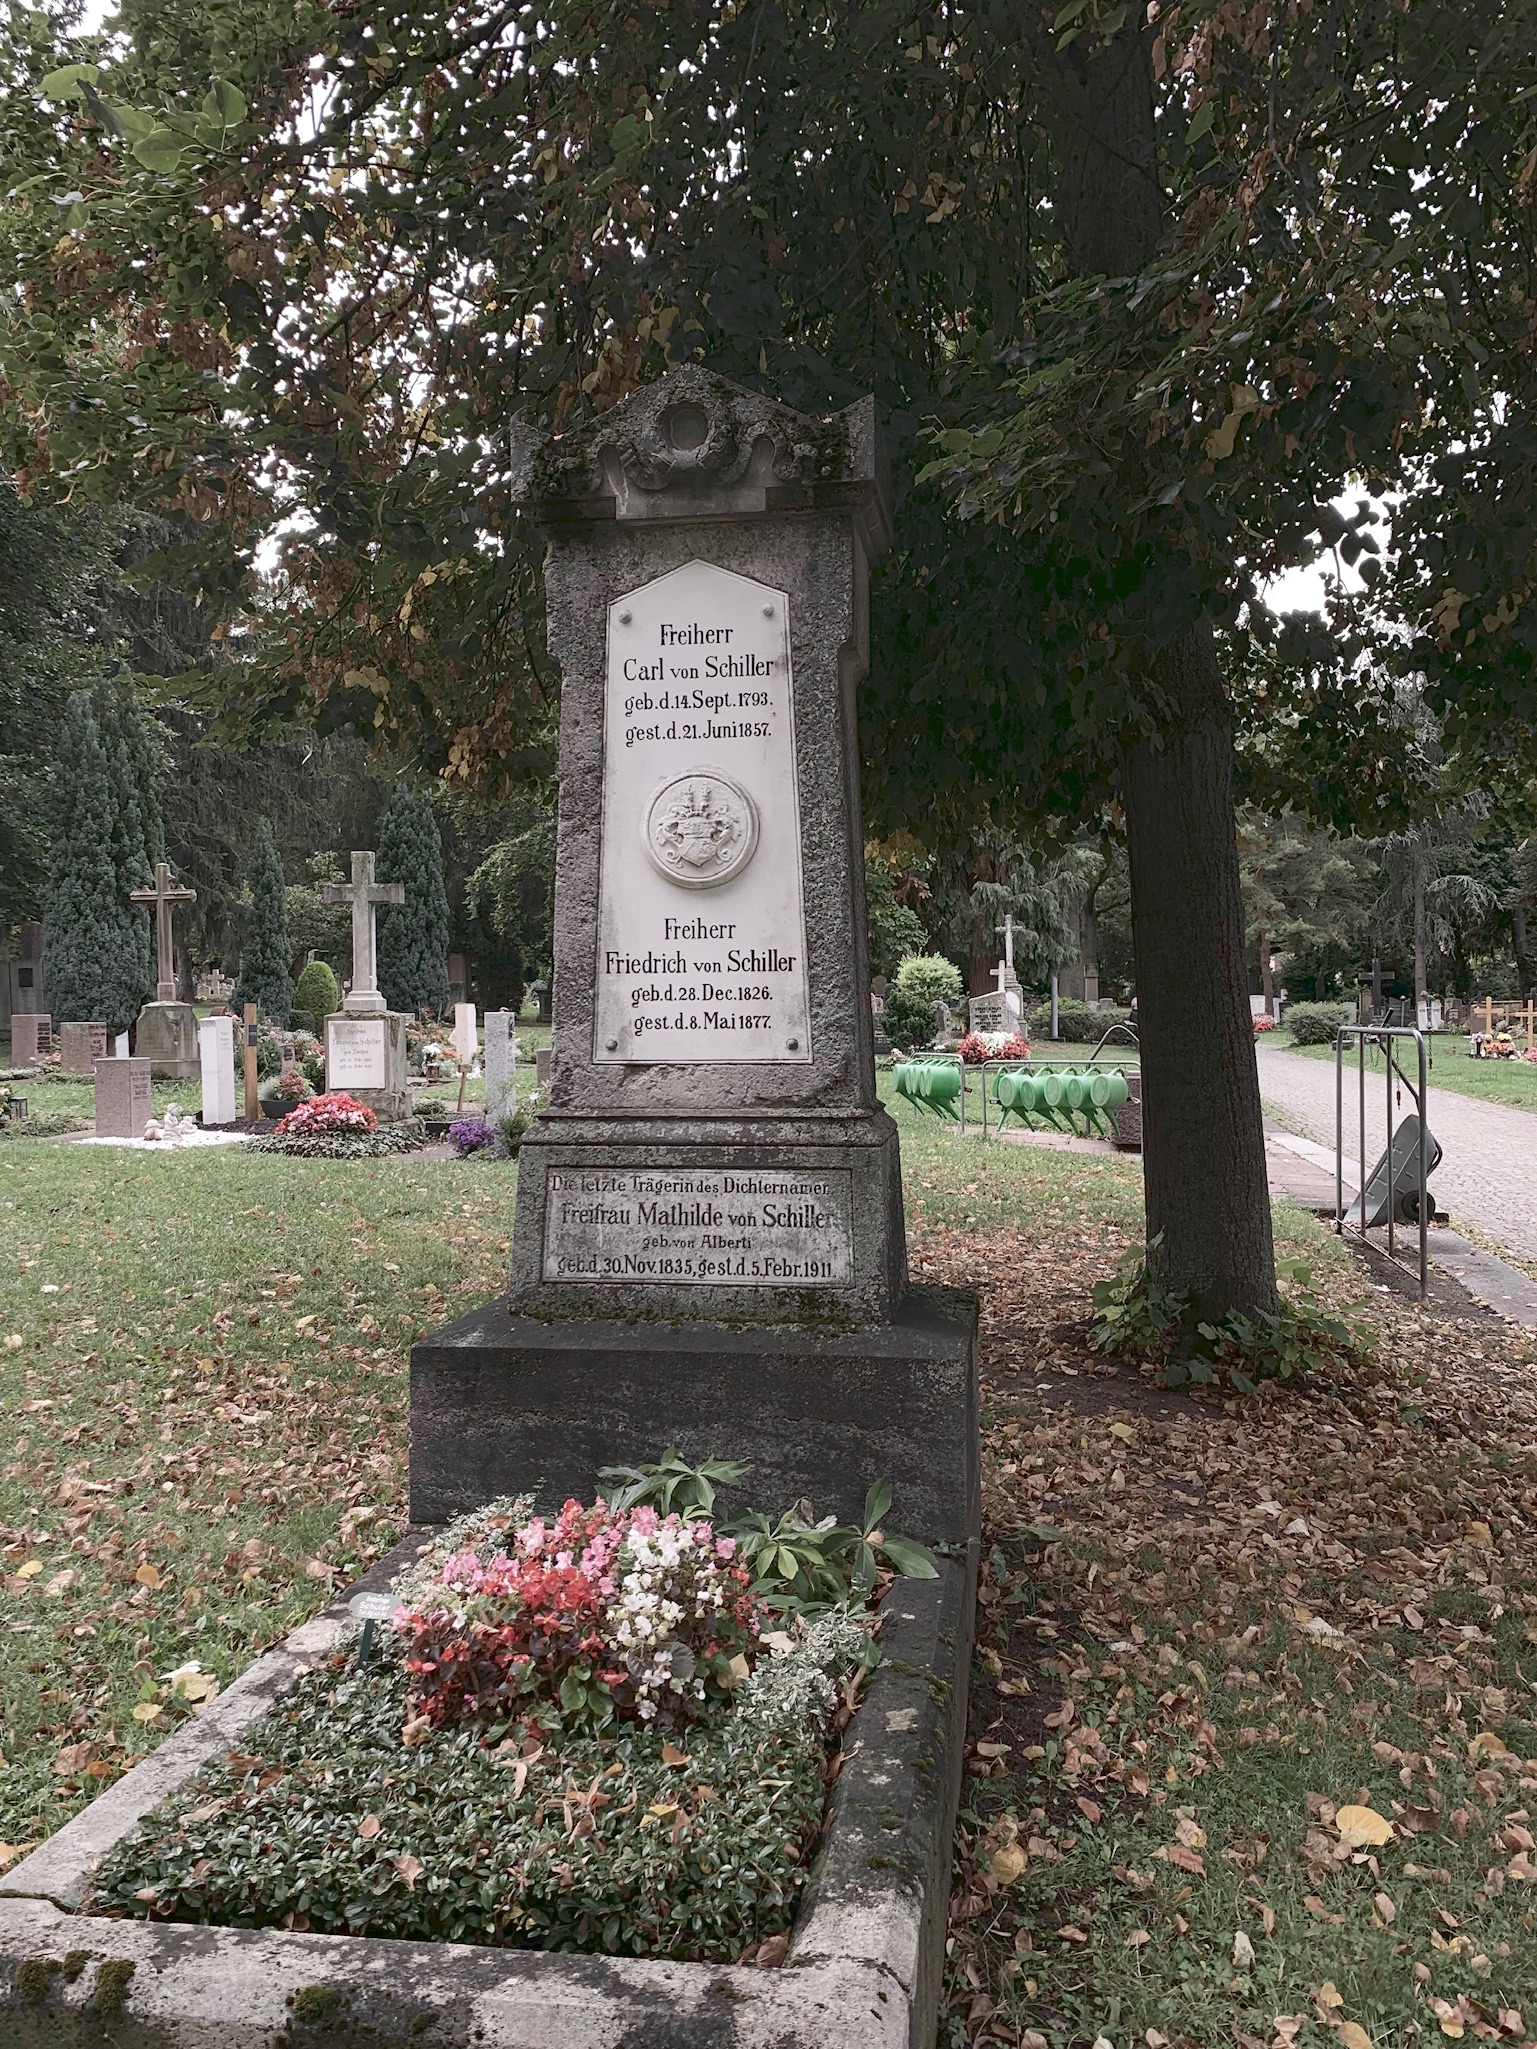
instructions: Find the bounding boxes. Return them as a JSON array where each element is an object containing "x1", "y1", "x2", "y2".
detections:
[{"x1": 594, "y1": 558, "x2": 811, "y2": 1066}]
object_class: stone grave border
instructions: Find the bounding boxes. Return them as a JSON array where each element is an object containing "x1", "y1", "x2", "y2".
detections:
[{"x1": 0, "y1": 1535, "x2": 976, "y2": 2048}]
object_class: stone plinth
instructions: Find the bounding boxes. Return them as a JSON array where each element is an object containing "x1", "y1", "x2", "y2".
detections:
[
  {"x1": 324, "y1": 1010, "x2": 409, "y2": 1122},
  {"x1": 94, "y1": 1058, "x2": 152, "y2": 1139},
  {"x1": 58, "y1": 1022, "x2": 107, "y2": 1075},
  {"x1": 484, "y1": 1011, "x2": 517, "y2": 1123},
  {"x1": 411, "y1": 1287, "x2": 978, "y2": 1542},
  {"x1": 9, "y1": 1012, "x2": 50, "y2": 1063},
  {"x1": 198, "y1": 1015, "x2": 237, "y2": 1126},
  {"x1": 133, "y1": 999, "x2": 198, "y2": 1080}
]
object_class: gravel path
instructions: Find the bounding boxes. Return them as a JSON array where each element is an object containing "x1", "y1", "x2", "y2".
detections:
[{"x1": 1257, "y1": 1042, "x2": 1537, "y2": 1263}]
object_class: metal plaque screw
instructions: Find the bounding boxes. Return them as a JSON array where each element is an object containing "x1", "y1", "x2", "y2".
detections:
[
  {"x1": 619, "y1": 610, "x2": 632, "y2": 625},
  {"x1": 605, "y1": 1037, "x2": 619, "y2": 1051},
  {"x1": 762, "y1": 604, "x2": 774, "y2": 617},
  {"x1": 786, "y1": 1037, "x2": 799, "y2": 1050}
]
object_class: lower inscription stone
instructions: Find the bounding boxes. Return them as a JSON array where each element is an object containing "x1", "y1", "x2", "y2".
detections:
[
  {"x1": 542, "y1": 1166, "x2": 853, "y2": 1285},
  {"x1": 327, "y1": 1016, "x2": 388, "y2": 1089}
]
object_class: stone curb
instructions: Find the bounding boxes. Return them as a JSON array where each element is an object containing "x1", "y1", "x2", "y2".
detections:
[{"x1": 0, "y1": 1552, "x2": 975, "y2": 2047}]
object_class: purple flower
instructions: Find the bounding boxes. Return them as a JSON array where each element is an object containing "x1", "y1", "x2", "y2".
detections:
[{"x1": 447, "y1": 1117, "x2": 497, "y2": 1156}]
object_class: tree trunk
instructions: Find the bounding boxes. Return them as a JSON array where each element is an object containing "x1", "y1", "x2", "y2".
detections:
[
  {"x1": 1413, "y1": 877, "x2": 1427, "y2": 1028},
  {"x1": 1123, "y1": 635, "x2": 1276, "y2": 1314},
  {"x1": 1514, "y1": 905, "x2": 1533, "y2": 999},
  {"x1": 1051, "y1": 29, "x2": 1277, "y2": 1316}
]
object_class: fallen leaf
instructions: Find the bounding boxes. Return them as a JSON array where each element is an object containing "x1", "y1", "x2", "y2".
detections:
[
  {"x1": 1233, "y1": 1929, "x2": 1256, "y2": 1966},
  {"x1": 1175, "y1": 1815, "x2": 1207, "y2": 1850},
  {"x1": 661, "y1": 1743, "x2": 690, "y2": 1767},
  {"x1": 1466, "y1": 1521, "x2": 1493, "y2": 1547},
  {"x1": 134, "y1": 1562, "x2": 163, "y2": 1589},
  {"x1": 1057, "y1": 1925, "x2": 1088, "y2": 1942},
  {"x1": 393, "y1": 1853, "x2": 423, "y2": 1888},
  {"x1": 1126, "y1": 1928, "x2": 1151, "y2": 1947},
  {"x1": 131, "y1": 1702, "x2": 164, "y2": 1724},
  {"x1": 1338, "y1": 2025, "x2": 1374, "y2": 2049},
  {"x1": 1335, "y1": 1805, "x2": 1394, "y2": 1848},
  {"x1": 358, "y1": 1814, "x2": 381, "y2": 1840},
  {"x1": 1317, "y1": 1981, "x2": 1344, "y2": 2011},
  {"x1": 990, "y1": 1843, "x2": 1028, "y2": 1884},
  {"x1": 42, "y1": 1569, "x2": 74, "y2": 1597},
  {"x1": 1076, "y1": 1796, "x2": 1103, "y2": 1825},
  {"x1": 16, "y1": 1559, "x2": 42, "y2": 1581},
  {"x1": 1107, "y1": 1421, "x2": 1137, "y2": 1443},
  {"x1": 51, "y1": 1742, "x2": 94, "y2": 1775},
  {"x1": 1468, "y1": 1732, "x2": 1510, "y2": 1763},
  {"x1": 755, "y1": 1934, "x2": 788, "y2": 1968}
]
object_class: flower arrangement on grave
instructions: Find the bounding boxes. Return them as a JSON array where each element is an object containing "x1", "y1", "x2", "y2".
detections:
[
  {"x1": 1252, "y1": 1013, "x2": 1277, "y2": 1034},
  {"x1": 446, "y1": 1115, "x2": 497, "y2": 1156},
  {"x1": 92, "y1": 1458, "x2": 937, "y2": 1959},
  {"x1": 956, "y1": 1029, "x2": 1030, "y2": 1065},
  {"x1": 274, "y1": 1065, "x2": 315, "y2": 1102},
  {"x1": 396, "y1": 1496, "x2": 761, "y2": 1735},
  {"x1": 274, "y1": 1089, "x2": 377, "y2": 1136}
]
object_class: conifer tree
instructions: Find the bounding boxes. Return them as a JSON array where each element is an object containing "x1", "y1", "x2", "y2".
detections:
[
  {"x1": 41, "y1": 692, "x2": 147, "y2": 1033},
  {"x1": 92, "y1": 675, "x2": 164, "y2": 1007},
  {"x1": 234, "y1": 817, "x2": 293, "y2": 1022},
  {"x1": 377, "y1": 788, "x2": 451, "y2": 1016}
]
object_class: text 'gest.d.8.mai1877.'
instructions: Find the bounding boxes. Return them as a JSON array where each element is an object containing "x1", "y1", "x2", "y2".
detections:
[{"x1": 594, "y1": 558, "x2": 812, "y2": 1065}]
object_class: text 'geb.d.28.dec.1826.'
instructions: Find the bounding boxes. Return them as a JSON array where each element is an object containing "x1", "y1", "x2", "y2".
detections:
[{"x1": 594, "y1": 558, "x2": 811, "y2": 1065}]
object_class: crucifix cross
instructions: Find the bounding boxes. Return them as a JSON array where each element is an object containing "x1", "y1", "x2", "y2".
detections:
[
  {"x1": 993, "y1": 961, "x2": 1010, "y2": 998},
  {"x1": 324, "y1": 851, "x2": 405, "y2": 1014},
  {"x1": 130, "y1": 860, "x2": 197, "y2": 1002},
  {"x1": 995, "y1": 912, "x2": 1016, "y2": 972}
]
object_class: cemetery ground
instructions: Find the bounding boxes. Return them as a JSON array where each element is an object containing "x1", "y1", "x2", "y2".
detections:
[
  {"x1": 2, "y1": 1099, "x2": 1536, "y2": 2047},
  {"x1": 1275, "y1": 1029, "x2": 1537, "y2": 1115}
]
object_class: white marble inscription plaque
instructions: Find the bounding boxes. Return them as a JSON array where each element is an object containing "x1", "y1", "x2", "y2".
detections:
[
  {"x1": 595, "y1": 560, "x2": 811, "y2": 1064},
  {"x1": 327, "y1": 1016, "x2": 388, "y2": 1091},
  {"x1": 543, "y1": 1168, "x2": 852, "y2": 1285}
]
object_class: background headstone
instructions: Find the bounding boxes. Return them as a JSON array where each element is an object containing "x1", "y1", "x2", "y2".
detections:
[
  {"x1": 10, "y1": 1014, "x2": 51, "y2": 1063},
  {"x1": 133, "y1": 1002, "x2": 198, "y2": 1080},
  {"x1": 94, "y1": 1057, "x2": 152, "y2": 1139},
  {"x1": 59, "y1": 1022, "x2": 108, "y2": 1075},
  {"x1": 967, "y1": 993, "x2": 1009, "y2": 1035},
  {"x1": 322, "y1": 849, "x2": 410, "y2": 1119},
  {"x1": 452, "y1": 1002, "x2": 477, "y2": 1068},
  {"x1": 534, "y1": 1047, "x2": 552, "y2": 1090},
  {"x1": 484, "y1": 1011, "x2": 518, "y2": 1123},
  {"x1": 198, "y1": 1014, "x2": 236, "y2": 1126}
]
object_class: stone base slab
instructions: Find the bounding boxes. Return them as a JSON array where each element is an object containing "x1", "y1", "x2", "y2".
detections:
[
  {"x1": 1, "y1": 1545, "x2": 976, "y2": 2049},
  {"x1": 132, "y1": 1001, "x2": 198, "y2": 1080},
  {"x1": 410, "y1": 1285, "x2": 978, "y2": 1544}
]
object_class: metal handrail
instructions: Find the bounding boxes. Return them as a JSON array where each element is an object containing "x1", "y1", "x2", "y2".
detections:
[{"x1": 1334, "y1": 1024, "x2": 1429, "y2": 1301}]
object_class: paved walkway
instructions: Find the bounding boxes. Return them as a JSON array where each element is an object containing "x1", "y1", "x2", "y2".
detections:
[{"x1": 1257, "y1": 1042, "x2": 1537, "y2": 1265}]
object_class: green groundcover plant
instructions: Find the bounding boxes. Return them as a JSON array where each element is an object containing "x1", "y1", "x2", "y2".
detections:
[{"x1": 89, "y1": 1462, "x2": 935, "y2": 1957}]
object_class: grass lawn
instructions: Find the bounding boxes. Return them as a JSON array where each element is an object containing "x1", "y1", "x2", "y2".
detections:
[
  {"x1": 6, "y1": 1086, "x2": 1537, "y2": 2049},
  {"x1": 1278, "y1": 1031, "x2": 1537, "y2": 1115}
]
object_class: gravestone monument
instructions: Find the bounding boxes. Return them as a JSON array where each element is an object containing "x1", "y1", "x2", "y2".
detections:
[
  {"x1": 411, "y1": 367, "x2": 978, "y2": 1546},
  {"x1": 198, "y1": 1014, "x2": 236, "y2": 1127},
  {"x1": 484, "y1": 1010, "x2": 517, "y2": 1123},
  {"x1": 322, "y1": 853, "x2": 409, "y2": 1121},
  {"x1": 452, "y1": 1002, "x2": 477, "y2": 1069},
  {"x1": 58, "y1": 1022, "x2": 107, "y2": 1075},
  {"x1": 130, "y1": 862, "x2": 199, "y2": 1079},
  {"x1": 94, "y1": 1057, "x2": 152, "y2": 1139},
  {"x1": 966, "y1": 991, "x2": 1010, "y2": 1035},
  {"x1": 9, "y1": 1013, "x2": 51, "y2": 1064}
]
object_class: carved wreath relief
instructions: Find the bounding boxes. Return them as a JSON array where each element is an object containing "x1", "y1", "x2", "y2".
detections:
[{"x1": 643, "y1": 770, "x2": 759, "y2": 889}]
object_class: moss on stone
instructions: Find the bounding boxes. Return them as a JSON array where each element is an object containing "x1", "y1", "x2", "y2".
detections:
[
  {"x1": 291, "y1": 1984, "x2": 347, "y2": 2023},
  {"x1": 92, "y1": 1957, "x2": 136, "y2": 2016},
  {"x1": 14, "y1": 1956, "x2": 58, "y2": 2003}
]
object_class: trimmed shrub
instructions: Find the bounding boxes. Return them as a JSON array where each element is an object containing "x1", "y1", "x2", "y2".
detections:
[
  {"x1": 883, "y1": 982, "x2": 940, "y2": 1052},
  {"x1": 892, "y1": 953, "x2": 963, "y2": 1008},
  {"x1": 377, "y1": 788, "x2": 452, "y2": 1015},
  {"x1": 1027, "y1": 999, "x2": 1132, "y2": 1044},
  {"x1": 235, "y1": 818, "x2": 293, "y2": 1024},
  {"x1": 292, "y1": 959, "x2": 340, "y2": 1036},
  {"x1": 1283, "y1": 1001, "x2": 1353, "y2": 1046},
  {"x1": 42, "y1": 693, "x2": 151, "y2": 1035}
]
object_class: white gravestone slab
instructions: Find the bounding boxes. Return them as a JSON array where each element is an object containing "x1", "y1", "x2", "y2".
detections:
[
  {"x1": 594, "y1": 560, "x2": 812, "y2": 1065},
  {"x1": 328, "y1": 1017, "x2": 389, "y2": 1091},
  {"x1": 453, "y1": 1002, "x2": 477, "y2": 1067},
  {"x1": 484, "y1": 1011, "x2": 517, "y2": 1122},
  {"x1": 542, "y1": 1166, "x2": 853, "y2": 1286},
  {"x1": 197, "y1": 1014, "x2": 236, "y2": 1126}
]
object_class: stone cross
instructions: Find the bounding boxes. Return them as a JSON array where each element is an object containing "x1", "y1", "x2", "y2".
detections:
[
  {"x1": 996, "y1": 913, "x2": 1016, "y2": 973},
  {"x1": 324, "y1": 852, "x2": 404, "y2": 1015},
  {"x1": 994, "y1": 961, "x2": 1010, "y2": 998},
  {"x1": 130, "y1": 861, "x2": 197, "y2": 1003}
]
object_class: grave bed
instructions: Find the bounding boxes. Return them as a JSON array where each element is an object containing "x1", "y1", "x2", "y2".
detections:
[{"x1": 0, "y1": 1538, "x2": 975, "y2": 2049}]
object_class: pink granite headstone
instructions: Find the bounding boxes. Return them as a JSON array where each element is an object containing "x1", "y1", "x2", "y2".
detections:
[
  {"x1": 59, "y1": 1022, "x2": 108, "y2": 1076},
  {"x1": 9, "y1": 1014, "x2": 51, "y2": 1063},
  {"x1": 94, "y1": 1058, "x2": 153, "y2": 1139}
]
